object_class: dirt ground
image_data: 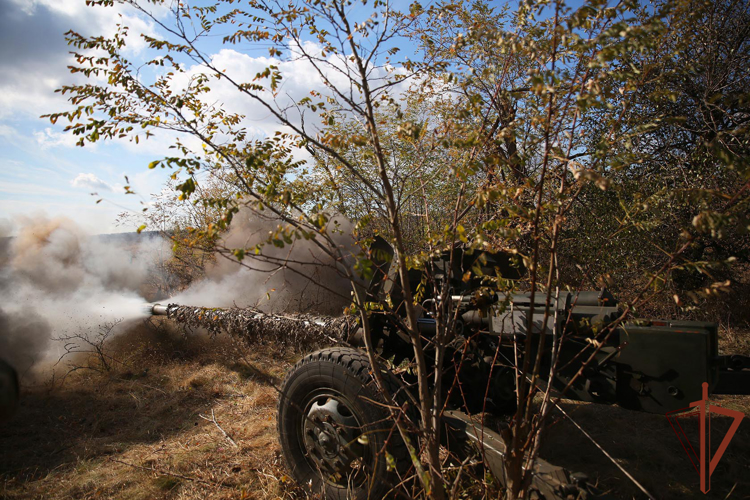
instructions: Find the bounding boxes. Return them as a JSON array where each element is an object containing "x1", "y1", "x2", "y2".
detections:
[{"x1": 1, "y1": 321, "x2": 749, "y2": 499}]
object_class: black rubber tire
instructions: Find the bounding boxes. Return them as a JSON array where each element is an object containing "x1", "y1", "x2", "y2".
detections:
[{"x1": 277, "y1": 347, "x2": 411, "y2": 499}]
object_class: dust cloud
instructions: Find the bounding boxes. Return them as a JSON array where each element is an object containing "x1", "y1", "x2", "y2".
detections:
[{"x1": 0, "y1": 215, "x2": 168, "y2": 375}]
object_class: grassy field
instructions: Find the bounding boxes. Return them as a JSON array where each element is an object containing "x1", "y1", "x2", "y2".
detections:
[
  {"x1": 1, "y1": 320, "x2": 748, "y2": 499},
  {"x1": 1, "y1": 322, "x2": 300, "y2": 500}
]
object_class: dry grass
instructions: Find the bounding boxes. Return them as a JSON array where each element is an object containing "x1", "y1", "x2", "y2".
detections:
[
  {"x1": 2, "y1": 321, "x2": 749, "y2": 499},
  {"x1": 1, "y1": 320, "x2": 303, "y2": 500}
]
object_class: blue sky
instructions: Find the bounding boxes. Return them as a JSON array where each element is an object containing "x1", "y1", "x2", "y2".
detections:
[
  {"x1": 0, "y1": 0, "x2": 413, "y2": 234},
  {"x1": 0, "y1": 0, "x2": 574, "y2": 236},
  {"x1": 0, "y1": 0, "x2": 177, "y2": 234}
]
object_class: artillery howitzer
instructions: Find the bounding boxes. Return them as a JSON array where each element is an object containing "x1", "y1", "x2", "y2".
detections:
[{"x1": 148, "y1": 239, "x2": 749, "y2": 499}]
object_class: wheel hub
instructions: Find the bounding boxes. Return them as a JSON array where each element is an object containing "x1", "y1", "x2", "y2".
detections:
[{"x1": 302, "y1": 396, "x2": 364, "y2": 480}]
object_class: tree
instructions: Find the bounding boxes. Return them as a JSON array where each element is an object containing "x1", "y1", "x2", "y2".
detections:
[
  {"x1": 558, "y1": 0, "x2": 750, "y2": 320},
  {"x1": 46, "y1": 0, "x2": 750, "y2": 498},
  {"x1": 117, "y1": 175, "x2": 235, "y2": 296},
  {"x1": 309, "y1": 92, "x2": 466, "y2": 253}
]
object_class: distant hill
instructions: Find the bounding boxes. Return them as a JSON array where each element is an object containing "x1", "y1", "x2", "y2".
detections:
[{"x1": 95, "y1": 230, "x2": 167, "y2": 243}]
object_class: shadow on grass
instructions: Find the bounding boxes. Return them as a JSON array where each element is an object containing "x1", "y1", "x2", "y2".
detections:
[
  {"x1": 0, "y1": 319, "x2": 287, "y2": 486},
  {"x1": 1, "y1": 375, "x2": 215, "y2": 482}
]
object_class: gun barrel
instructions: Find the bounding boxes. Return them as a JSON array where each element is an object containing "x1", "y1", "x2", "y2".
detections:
[{"x1": 148, "y1": 303, "x2": 169, "y2": 316}]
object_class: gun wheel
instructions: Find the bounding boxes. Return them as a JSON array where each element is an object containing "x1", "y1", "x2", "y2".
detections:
[
  {"x1": 277, "y1": 348, "x2": 410, "y2": 500},
  {"x1": 300, "y1": 390, "x2": 368, "y2": 486}
]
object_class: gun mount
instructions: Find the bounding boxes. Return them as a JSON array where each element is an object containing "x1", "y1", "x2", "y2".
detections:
[
  {"x1": 359, "y1": 238, "x2": 749, "y2": 415},
  {"x1": 147, "y1": 238, "x2": 749, "y2": 499}
]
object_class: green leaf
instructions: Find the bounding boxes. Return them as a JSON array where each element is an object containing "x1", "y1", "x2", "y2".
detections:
[{"x1": 385, "y1": 451, "x2": 396, "y2": 471}]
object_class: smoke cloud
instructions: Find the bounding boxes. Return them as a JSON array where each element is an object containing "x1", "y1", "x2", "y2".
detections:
[
  {"x1": 0, "y1": 209, "x2": 361, "y2": 377},
  {"x1": 0, "y1": 215, "x2": 168, "y2": 375},
  {"x1": 171, "y1": 210, "x2": 358, "y2": 316}
]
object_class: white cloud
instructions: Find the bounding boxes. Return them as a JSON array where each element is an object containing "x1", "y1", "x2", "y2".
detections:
[
  {"x1": 0, "y1": 0, "x2": 163, "y2": 120},
  {"x1": 71, "y1": 173, "x2": 113, "y2": 192},
  {"x1": 0, "y1": 123, "x2": 20, "y2": 139},
  {"x1": 0, "y1": 180, "x2": 73, "y2": 198},
  {"x1": 34, "y1": 127, "x2": 79, "y2": 149},
  {"x1": 2, "y1": 0, "x2": 409, "y2": 153},
  {"x1": 168, "y1": 42, "x2": 409, "y2": 144},
  {"x1": 0, "y1": 199, "x2": 127, "y2": 235},
  {"x1": 0, "y1": 0, "x2": 415, "y2": 237},
  {"x1": 156, "y1": 44, "x2": 372, "y2": 161},
  {"x1": 7, "y1": 0, "x2": 37, "y2": 15},
  {"x1": 11, "y1": 0, "x2": 164, "y2": 54},
  {"x1": 115, "y1": 126, "x2": 188, "y2": 158},
  {"x1": 127, "y1": 168, "x2": 169, "y2": 198}
]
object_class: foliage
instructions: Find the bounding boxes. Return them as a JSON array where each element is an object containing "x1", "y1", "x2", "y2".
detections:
[
  {"x1": 46, "y1": 0, "x2": 750, "y2": 498},
  {"x1": 560, "y1": 0, "x2": 750, "y2": 320},
  {"x1": 117, "y1": 176, "x2": 234, "y2": 296}
]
